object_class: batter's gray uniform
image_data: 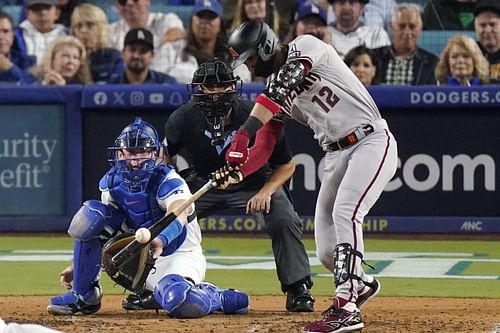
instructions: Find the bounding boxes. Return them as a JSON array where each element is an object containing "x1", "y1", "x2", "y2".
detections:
[{"x1": 279, "y1": 34, "x2": 398, "y2": 305}]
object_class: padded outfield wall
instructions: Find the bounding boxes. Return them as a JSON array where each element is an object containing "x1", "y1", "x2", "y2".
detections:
[{"x1": 0, "y1": 84, "x2": 499, "y2": 234}]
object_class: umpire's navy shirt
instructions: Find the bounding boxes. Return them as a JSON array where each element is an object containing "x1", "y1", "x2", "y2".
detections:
[{"x1": 164, "y1": 99, "x2": 292, "y2": 190}]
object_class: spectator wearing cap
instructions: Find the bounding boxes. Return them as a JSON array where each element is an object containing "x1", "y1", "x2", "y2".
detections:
[
  {"x1": 287, "y1": 2, "x2": 331, "y2": 44},
  {"x1": 152, "y1": 0, "x2": 251, "y2": 83},
  {"x1": 473, "y1": 0, "x2": 500, "y2": 83},
  {"x1": 423, "y1": 0, "x2": 478, "y2": 31},
  {"x1": 108, "y1": 27, "x2": 176, "y2": 84},
  {"x1": 108, "y1": 0, "x2": 185, "y2": 54},
  {"x1": 0, "y1": 11, "x2": 35, "y2": 83},
  {"x1": 71, "y1": 3, "x2": 124, "y2": 83},
  {"x1": 14, "y1": 0, "x2": 67, "y2": 65},
  {"x1": 327, "y1": 0, "x2": 390, "y2": 58},
  {"x1": 372, "y1": 3, "x2": 439, "y2": 85}
]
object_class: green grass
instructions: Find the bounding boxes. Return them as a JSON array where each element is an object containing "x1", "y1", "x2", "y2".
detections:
[{"x1": 1, "y1": 235, "x2": 499, "y2": 298}]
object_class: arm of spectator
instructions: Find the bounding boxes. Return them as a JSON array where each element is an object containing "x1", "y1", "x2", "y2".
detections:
[
  {"x1": 41, "y1": 70, "x2": 66, "y2": 86},
  {"x1": 0, "y1": 54, "x2": 29, "y2": 83},
  {"x1": 0, "y1": 54, "x2": 13, "y2": 72},
  {"x1": 246, "y1": 159, "x2": 295, "y2": 214},
  {"x1": 162, "y1": 27, "x2": 186, "y2": 44}
]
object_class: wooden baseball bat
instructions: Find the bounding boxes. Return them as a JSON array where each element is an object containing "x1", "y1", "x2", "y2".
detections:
[{"x1": 111, "y1": 180, "x2": 213, "y2": 268}]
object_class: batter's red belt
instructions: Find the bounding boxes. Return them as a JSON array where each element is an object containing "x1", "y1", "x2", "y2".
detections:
[{"x1": 328, "y1": 124, "x2": 375, "y2": 152}]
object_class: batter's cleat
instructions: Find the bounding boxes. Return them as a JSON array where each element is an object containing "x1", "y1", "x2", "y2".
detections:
[
  {"x1": 286, "y1": 282, "x2": 315, "y2": 312},
  {"x1": 356, "y1": 278, "x2": 381, "y2": 309},
  {"x1": 122, "y1": 290, "x2": 162, "y2": 311},
  {"x1": 302, "y1": 304, "x2": 363, "y2": 333},
  {"x1": 47, "y1": 286, "x2": 102, "y2": 315}
]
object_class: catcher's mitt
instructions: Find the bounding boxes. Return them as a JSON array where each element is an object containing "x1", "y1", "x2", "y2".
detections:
[{"x1": 101, "y1": 233, "x2": 156, "y2": 293}]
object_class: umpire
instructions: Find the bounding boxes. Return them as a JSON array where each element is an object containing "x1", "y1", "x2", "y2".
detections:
[{"x1": 125, "y1": 57, "x2": 314, "y2": 312}]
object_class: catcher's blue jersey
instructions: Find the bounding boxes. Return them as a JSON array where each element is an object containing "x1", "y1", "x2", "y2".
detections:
[{"x1": 99, "y1": 164, "x2": 195, "y2": 255}]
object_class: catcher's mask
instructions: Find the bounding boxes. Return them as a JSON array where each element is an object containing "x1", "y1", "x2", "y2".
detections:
[
  {"x1": 187, "y1": 57, "x2": 242, "y2": 146},
  {"x1": 107, "y1": 117, "x2": 163, "y2": 192}
]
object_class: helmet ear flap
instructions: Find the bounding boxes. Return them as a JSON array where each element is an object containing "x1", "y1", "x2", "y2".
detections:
[{"x1": 257, "y1": 28, "x2": 277, "y2": 62}]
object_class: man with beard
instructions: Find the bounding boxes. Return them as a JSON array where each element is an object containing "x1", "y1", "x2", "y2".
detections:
[
  {"x1": 473, "y1": 0, "x2": 500, "y2": 83},
  {"x1": 372, "y1": 3, "x2": 439, "y2": 85},
  {"x1": 108, "y1": 28, "x2": 176, "y2": 84},
  {"x1": 287, "y1": 2, "x2": 332, "y2": 44},
  {"x1": 327, "y1": 0, "x2": 390, "y2": 58}
]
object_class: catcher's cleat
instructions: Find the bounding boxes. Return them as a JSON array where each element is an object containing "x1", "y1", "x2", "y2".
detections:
[
  {"x1": 122, "y1": 290, "x2": 162, "y2": 311},
  {"x1": 286, "y1": 282, "x2": 315, "y2": 312},
  {"x1": 356, "y1": 278, "x2": 380, "y2": 309},
  {"x1": 47, "y1": 286, "x2": 102, "y2": 316},
  {"x1": 302, "y1": 303, "x2": 363, "y2": 333}
]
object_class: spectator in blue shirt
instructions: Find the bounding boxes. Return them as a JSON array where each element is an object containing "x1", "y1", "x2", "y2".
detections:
[
  {"x1": 0, "y1": 11, "x2": 34, "y2": 83},
  {"x1": 108, "y1": 27, "x2": 176, "y2": 84}
]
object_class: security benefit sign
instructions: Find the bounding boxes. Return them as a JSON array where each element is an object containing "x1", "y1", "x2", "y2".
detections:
[
  {"x1": 285, "y1": 107, "x2": 500, "y2": 231},
  {"x1": 0, "y1": 105, "x2": 65, "y2": 215}
]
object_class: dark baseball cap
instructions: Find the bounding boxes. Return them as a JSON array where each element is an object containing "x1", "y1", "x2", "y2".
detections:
[
  {"x1": 124, "y1": 28, "x2": 154, "y2": 50},
  {"x1": 329, "y1": 0, "x2": 369, "y2": 4},
  {"x1": 295, "y1": 3, "x2": 328, "y2": 25},
  {"x1": 192, "y1": 0, "x2": 223, "y2": 17},
  {"x1": 474, "y1": 0, "x2": 500, "y2": 16},
  {"x1": 26, "y1": 0, "x2": 57, "y2": 8}
]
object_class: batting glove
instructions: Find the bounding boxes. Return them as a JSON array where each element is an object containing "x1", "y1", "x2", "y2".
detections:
[
  {"x1": 226, "y1": 129, "x2": 250, "y2": 166},
  {"x1": 211, "y1": 165, "x2": 244, "y2": 190}
]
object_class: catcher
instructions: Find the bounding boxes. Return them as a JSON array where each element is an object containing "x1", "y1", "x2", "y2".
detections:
[{"x1": 47, "y1": 117, "x2": 248, "y2": 318}]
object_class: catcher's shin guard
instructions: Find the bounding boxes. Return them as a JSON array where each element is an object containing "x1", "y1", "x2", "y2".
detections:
[
  {"x1": 198, "y1": 282, "x2": 249, "y2": 314},
  {"x1": 154, "y1": 274, "x2": 249, "y2": 318}
]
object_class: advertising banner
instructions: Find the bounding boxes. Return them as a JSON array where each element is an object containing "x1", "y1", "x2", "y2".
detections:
[{"x1": 0, "y1": 105, "x2": 65, "y2": 215}]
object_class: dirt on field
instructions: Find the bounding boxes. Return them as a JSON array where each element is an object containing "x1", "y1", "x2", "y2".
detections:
[{"x1": 1, "y1": 295, "x2": 500, "y2": 333}]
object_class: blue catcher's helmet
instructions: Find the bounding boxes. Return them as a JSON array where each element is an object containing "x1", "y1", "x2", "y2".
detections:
[{"x1": 107, "y1": 117, "x2": 162, "y2": 192}]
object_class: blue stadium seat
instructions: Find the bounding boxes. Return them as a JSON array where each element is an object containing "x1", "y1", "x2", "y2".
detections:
[
  {"x1": 418, "y1": 30, "x2": 476, "y2": 56},
  {"x1": 1, "y1": 5, "x2": 22, "y2": 23},
  {"x1": 395, "y1": 0, "x2": 427, "y2": 7}
]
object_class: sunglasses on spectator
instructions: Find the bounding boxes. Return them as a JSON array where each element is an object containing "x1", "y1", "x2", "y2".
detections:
[{"x1": 117, "y1": 0, "x2": 140, "y2": 6}]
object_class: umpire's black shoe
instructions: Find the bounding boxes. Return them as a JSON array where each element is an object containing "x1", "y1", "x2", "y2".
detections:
[
  {"x1": 286, "y1": 282, "x2": 315, "y2": 312},
  {"x1": 122, "y1": 290, "x2": 162, "y2": 311}
]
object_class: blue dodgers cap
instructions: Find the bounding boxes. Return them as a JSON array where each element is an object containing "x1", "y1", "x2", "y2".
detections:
[
  {"x1": 295, "y1": 3, "x2": 327, "y2": 25},
  {"x1": 192, "y1": 0, "x2": 223, "y2": 17},
  {"x1": 26, "y1": 0, "x2": 57, "y2": 7}
]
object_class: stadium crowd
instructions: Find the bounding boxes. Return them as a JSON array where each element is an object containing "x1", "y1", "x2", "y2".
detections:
[{"x1": 0, "y1": 0, "x2": 498, "y2": 85}]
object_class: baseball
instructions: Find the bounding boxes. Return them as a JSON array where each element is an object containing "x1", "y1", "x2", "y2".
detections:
[{"x1": 135, "y1": 228, "x2": 151, "y2": 244}]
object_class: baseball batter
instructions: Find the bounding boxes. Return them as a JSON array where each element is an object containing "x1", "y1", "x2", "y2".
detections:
[{"x1": 222, "y1": 21, "x2": 398, "y2": 333}]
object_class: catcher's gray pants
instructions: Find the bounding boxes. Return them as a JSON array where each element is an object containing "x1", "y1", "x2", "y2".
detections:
[{"x1": 190, "y1": 179, "x2": 311, "y2": 292}]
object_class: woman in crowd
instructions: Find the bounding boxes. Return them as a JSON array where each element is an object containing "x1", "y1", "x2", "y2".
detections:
[
  {"x1": 153, "y1": 0, "x2": 250, "y2": 83},
  {"x1": 435, "y1": 35, "x2": 490, "y2": 86},
  {"x1": 71, "y1": 3, "x2": 124, "y2": 83},
  {"x1": 230, "y1": 0, "x2": 281, "y2": 38},
  {"x1": 29, "y1": 36, "x2": 91, "y2": 85},
  {"x1": 344, "y1": 45, "x2": 379, "y2": 86}
]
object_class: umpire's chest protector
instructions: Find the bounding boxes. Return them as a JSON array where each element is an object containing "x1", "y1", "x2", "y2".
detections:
[{"x1": 105, "y1": 167, "x2": 167, "y2": 230}]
